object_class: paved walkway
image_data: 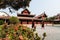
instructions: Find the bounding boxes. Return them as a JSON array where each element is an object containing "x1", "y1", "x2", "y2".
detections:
[{"x1": 35, "y1": 26, "x2": 60, "y2": 40}]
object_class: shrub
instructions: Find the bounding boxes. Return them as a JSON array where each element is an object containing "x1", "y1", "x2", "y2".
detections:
[
  {"x1": 0, "y1": 24, "x2": 41, "y2": 40},
  {"x1": 42, "y1": 32, "x2": 47, "y2": 40}
]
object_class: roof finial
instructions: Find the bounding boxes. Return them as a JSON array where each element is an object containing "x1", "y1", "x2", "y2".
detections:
[{"x1": 44, "y1": 11, "x2": 45, "y2": 14}]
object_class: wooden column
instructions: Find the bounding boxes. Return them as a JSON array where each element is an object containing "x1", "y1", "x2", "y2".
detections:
[
  {"x1": 21, "y1": 21, "x2": 22, "y2": 24},
  {"x1": 27, "y1": 20, "x2": 28, "y2": 24}
]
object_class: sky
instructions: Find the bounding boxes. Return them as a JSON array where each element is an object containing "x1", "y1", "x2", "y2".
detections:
[
  {"x1": 28, "y1": 0, "x2": 60, "y2": 17},
  {"x1": 0, "y1": 0, "x2": 60, "y2": 17}
]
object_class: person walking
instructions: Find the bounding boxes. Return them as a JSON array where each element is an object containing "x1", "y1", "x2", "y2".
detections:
[
  {"x1": 42, "y1": 21, "x2": 44, "y2": 28},
  {"x1": 32, "y1": 20, "x2": 36, "y2": 31},
  {"x1": 32, "y1": 20, "x2": 34, "y2": 28}
]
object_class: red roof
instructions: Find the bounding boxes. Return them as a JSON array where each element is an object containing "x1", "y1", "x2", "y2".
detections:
[{"x1": 17, "y1": 13, "x2": 35, "y2": 17}]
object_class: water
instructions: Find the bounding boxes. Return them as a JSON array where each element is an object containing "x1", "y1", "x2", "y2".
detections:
[{"x1": 35, "y1": 25, "x2": 60, "y2": 40}]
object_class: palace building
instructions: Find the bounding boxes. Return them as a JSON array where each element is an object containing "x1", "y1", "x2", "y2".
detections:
[
  {"x1": 17, "y1": 9, "x2": 47, "y2": 24},
  {"x1": 0, "y1": 9, "x2": 47, "y2": 24}
]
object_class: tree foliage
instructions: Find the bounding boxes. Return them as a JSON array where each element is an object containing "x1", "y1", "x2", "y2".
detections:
[
  {"x1": 45, "y1": 16, "x2": 56, "y2": 21},
  {"x1": 9, "y1": 17, "x2": 19, "y2": 24},
  {"x1": 0, "y1": 0, "x2": 31, "y2": 10}
]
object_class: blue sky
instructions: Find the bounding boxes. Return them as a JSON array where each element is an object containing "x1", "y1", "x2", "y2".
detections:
[{"x1": 0, "y1": 0, "x2": 60, "y2": 17}]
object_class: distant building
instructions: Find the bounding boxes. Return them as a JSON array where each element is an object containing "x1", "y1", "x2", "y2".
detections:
[
  {"x1": 0, "y1": 11, "x2": 9, "y2": 16},
  {"x1": 54, "y1": 14, "x2": 60, "y2": 21},
  {"x1": 35, "y1": 12, "x2": 47, "y2": 20}
]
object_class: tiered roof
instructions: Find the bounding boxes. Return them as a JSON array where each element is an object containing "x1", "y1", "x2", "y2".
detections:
[
  {"x1": 17, "y1": 9, "x2": 35, "y2": 17},
  {"x1": 35, "y1": 12, "x2": 47, "y2": 19}
]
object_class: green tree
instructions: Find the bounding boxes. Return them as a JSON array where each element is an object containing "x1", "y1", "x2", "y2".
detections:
[
  {"x1": 0, "y1": 0, "x2": 31, "y2": 10},
  {"x1": 9, "y1": 17, "x2": 19, "y2": 24},
  {"x1": 0, "y1": 20, "x2": 4, "y2": 25},
  {"x1": 49, "y1": 16, "x2": 55, "y2": 21}
]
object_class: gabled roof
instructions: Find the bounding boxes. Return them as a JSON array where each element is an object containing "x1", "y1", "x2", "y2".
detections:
[
  {"x1": 54, "y1": 13, "x2": 60, "y2": 18},
  {"x1": 17, "y1": 9, "x2": 35, "y2": 17},
  {"x1": 21, "y1": 9, "x2": 30, "y2": 14},
  {"x1": 56, "y1": 14, "x2": 60, "y2": 17}
]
